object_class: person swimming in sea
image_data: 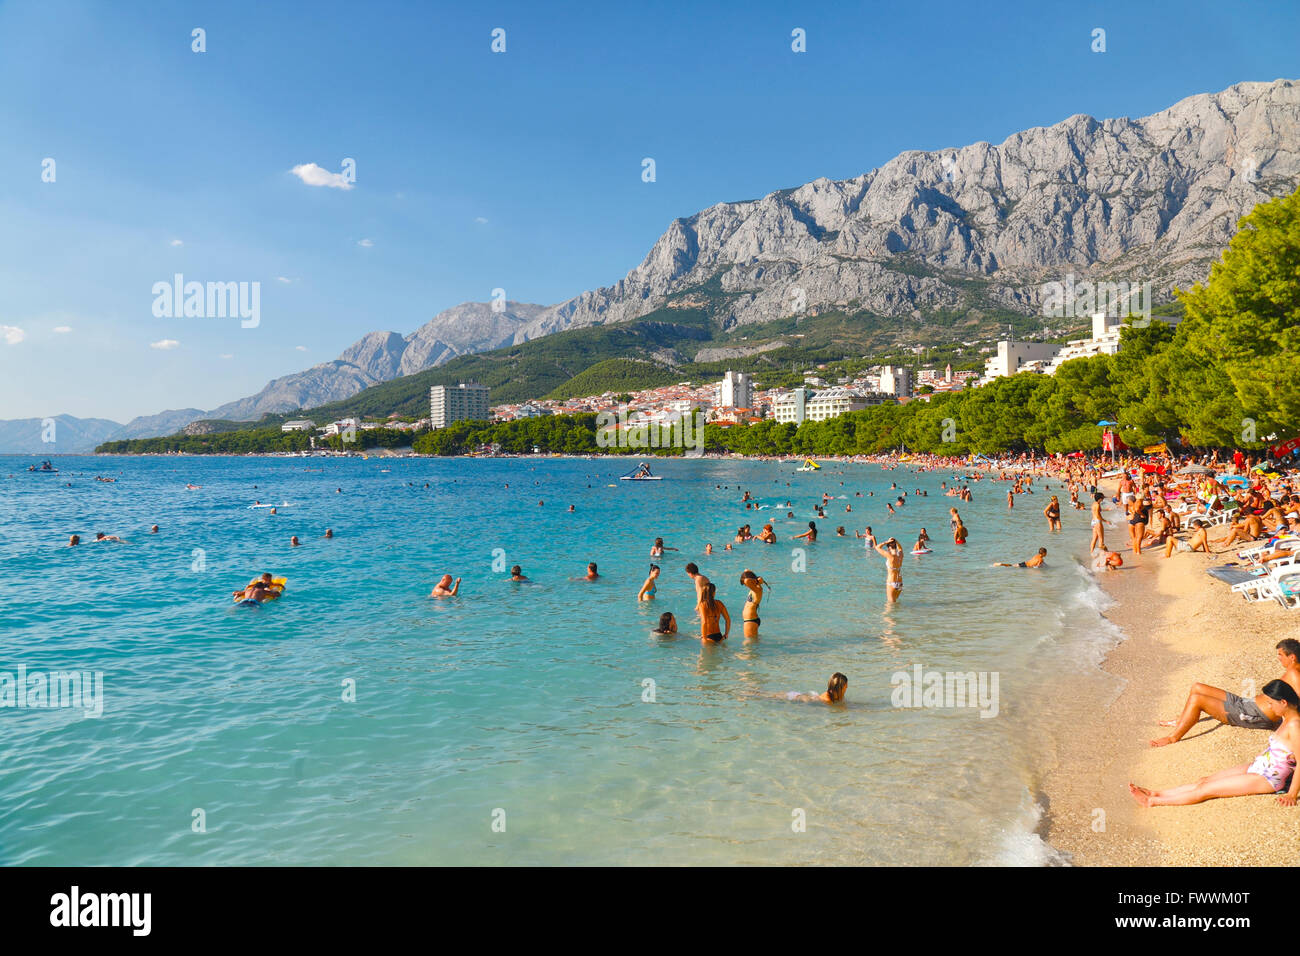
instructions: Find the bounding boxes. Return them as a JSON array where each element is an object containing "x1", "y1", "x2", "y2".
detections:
[
  {"x1": 786, "y1": 673, "x2": 848, "y2": 704},
  {"x1": 994, "y1": 548, "x2": 1047, "y2": 568},
  {"x1": 650, "y1": 537, "x2": 678, "y2": 558},
  {"x1": 794, "y1": 521, "x2": 817, "y2": 543},
  {"x1": 431, "y1": 574, "x2": 461, "y2": 597},
  {"x1": 509, "y1": 564, "x2": 529, "y2": 582},
  {"x1": 638, "y1": 565, "x2": 661, "y2": 601},
  {"x1": 580, "y1": 562, "x2": 600, "y2": 581},
  {"x1": 93, "y1": 532, "x2": 124, "y2": 543},
  {"x1": 652, "y1": 611, "x2": 677, "y2": 635}
]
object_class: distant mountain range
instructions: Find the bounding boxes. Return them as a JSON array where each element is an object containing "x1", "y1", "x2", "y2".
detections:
[{"x1": 5, "y1": 78, "x2": 1298, "y2": 454}]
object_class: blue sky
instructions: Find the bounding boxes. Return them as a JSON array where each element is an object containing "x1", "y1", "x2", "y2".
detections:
[{"x1": 1, "y1": 0, "x2": 1297, "y2": 421}]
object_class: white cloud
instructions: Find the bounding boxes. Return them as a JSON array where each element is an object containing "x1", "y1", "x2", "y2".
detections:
[
  {"x1": 295, "y1": 345, "x2": 307, "y2": 351},
  {"x1": 474, "y1": 216, "x2": 489, "y2": 225},
  {"x1": 1, "y1": 325, "x2": 24, "y2": 345},
  {"x1": 276, "y1": 276, "x2": 293, "y2": 284},
  {"x1": 291, "y1": 163, "x2": 354, "y2": 190},
  {"x1": 170, "y1": 238, "x2": 184, "y2": 247},
  {"x1": 357, "y1": 238, "x2": 374, "y2": 248},
  {"x1": 53, "y1": 326, "x2": 72, "y2": 334},
  {"x1": 218, "y1": 353, "x2": 233, "y2": 359},
  {"x1": 150, "y1": 339, "x2": 180, "y2": 350}
]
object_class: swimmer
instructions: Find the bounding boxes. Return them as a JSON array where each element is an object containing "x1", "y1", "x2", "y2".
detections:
[
  {"x1": 568, "y1": 505, "x2": 575, "y2": 512},
  {"x1": 638, "y1": 565, "x2": 661, "y2": 601},
  {"x1": 793, "y1": 521, "x2": 817, "y2": 543},
  {"x1": 430, "y1": 574, "x2": 461, "y2": 597},
  {"x1": 994, "y1": 548, "x2": 1047, "y2": 568},
  {"x1": 696, "y1": 582, "x2": 730, "y2": 643},
  {"x1": 150, "y1": 525, "x2": 159, "y2": 534},
  {"x1": 68, "y1": 535, "x2": 80, "y2": 547},
  {"x1": 509, "y1": 564, "x2": 529, "y2": 582},
  {"x1": 290, "y1": 536, "x2": 300, "y2": 547},
  {"x1": 581, "y1": 562, "x2": 600, "y2": 581},
  {"x1": 324, "y1": 528, "x2": 334, "y2": 539},
  {"x1": 93, "y1": 532, "x2": 124, "y2": 543},
  {"x1": 836, "y1": 526, "x2": 846, "y2": 537},
  {"x1": 856, "y1": 525, "x2": 877, "y2": 548},
  {"x1": 705, "y1": 543, "x2": 714, "y2": 555},
  {"x1": 652, "y1": 612, "x2": 678, "y2": 635},
  {"x1": 788, "y1": 673, "x2": 849, "y2": 704}
]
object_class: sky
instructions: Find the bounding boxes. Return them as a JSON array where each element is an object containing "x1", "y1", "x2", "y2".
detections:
[{"x1": 1, "y1": 0, "x2": 1297, "y2": 422}]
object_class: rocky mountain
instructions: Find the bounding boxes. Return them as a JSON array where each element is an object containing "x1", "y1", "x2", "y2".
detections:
[
  {"x1": 512, "y1": 78, "x2": 1300, "y2": 342},
  {"x1": 398, "y1": 302, "x2": 545, "y2": 375},
  {"x1": 0, "y1": 415, "x2": 123, "y2": 457}
]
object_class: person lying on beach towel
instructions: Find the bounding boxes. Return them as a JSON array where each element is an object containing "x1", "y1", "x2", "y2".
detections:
[
  {"x1": 1150, "y1": 640, "x2": 1300, "y2": 747},
  {"x1": 1131, "y1": 682, "x2": 1300, "y2": 807}
]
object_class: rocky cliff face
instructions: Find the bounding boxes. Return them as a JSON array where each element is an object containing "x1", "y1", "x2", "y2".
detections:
[
  {"x1": 398, "y1": 302, "x2": 544, "y2": 375},
  {"x1": 512, "y1": 78, "x2": 1300, "y2": 342}
]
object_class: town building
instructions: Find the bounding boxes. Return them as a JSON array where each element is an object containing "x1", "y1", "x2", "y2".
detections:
[
  {"x1": 717, "y1": 370, "x2": 752, "y2": 410},
  {"x1": 878, "y1": 365, "x2": 913, "y2": 398},
  {"x1": 281, "y1": 419, "x2": 315, "y2": 433},
  {"x1": 430, "y1": 382, "x2": 491, "y2": 428}
]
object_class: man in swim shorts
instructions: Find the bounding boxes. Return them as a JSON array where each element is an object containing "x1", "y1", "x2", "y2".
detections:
[
  {"x1": 684, "y1": 562, "x2": 710, "y2": 602},
  {"x1": 1150, "y1": 639, "x2": 1300, "y2": 746},
  {"x1": 994, "y1": 548, "x2": 1047, "y2": 568}
]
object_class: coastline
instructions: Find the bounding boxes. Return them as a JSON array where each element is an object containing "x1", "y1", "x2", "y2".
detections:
[{"x1": 1043, "y1": 523, "x2": 1300, "y2": 865}]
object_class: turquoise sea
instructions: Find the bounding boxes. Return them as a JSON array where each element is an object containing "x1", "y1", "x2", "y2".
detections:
[{"x1": 0, "y1": 455, "x2": 1125, "y2": 865}]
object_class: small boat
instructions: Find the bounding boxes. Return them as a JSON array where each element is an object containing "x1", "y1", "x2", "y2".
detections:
[
  {"x1": 28, "y1": 460, "x2": 58, "y2": 474},
  {"x1": 619, "y1": 462, "x2": 662, "y2": 481},
  {"x1": 795, "y1": 458, "x2": 821, "y2": 472}
]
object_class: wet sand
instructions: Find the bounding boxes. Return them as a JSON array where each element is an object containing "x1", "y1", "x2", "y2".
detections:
[{"x1": 1044, "y1": 523, "x2": 1300, "y2": 865}]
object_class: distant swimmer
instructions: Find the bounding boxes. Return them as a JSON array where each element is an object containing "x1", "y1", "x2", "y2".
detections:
[
  {"x1": 93, "y1": 532, "x2": 124, "y2": 543},
  {"x1": 638, "y1": 565, "x2": 661, "y2": 600},
  {"x1": 150, "y1": 525, "x2": 159, "y2": 534},
  {"x1": 757, "y1": 524, "x2": 776, "y2": 543},
  {"x1": 954, "y1": 522, "x2": 968, "y2": 545},
  {"x1": 324, "y1": 529, "x2": 334, "y2": 539},
  {"x1": 652, "y1": 612, "x2": 678, "y2": 635},
  {"x1": 836, "y1": 526, "x2": 846, "y2": 537},
  {"x1": 704, "y1": 543, "x2": 714, "y2": 554},
  {"x1": 431, "y1": 574, "x2": 461, "y2": 597},
  {"x1": 740, "y1": 569, "x2": 768, "y2": 638},
  {"x1": 568, "y1": 505, "x2": 575, "y2": 512},
  {"x1": 185, "y1": 484, "x2": 201, "y2": 490},
  {"x1": 68, "y1": 535, "x2": 80, "y2": 546},
  {"x1": 510, "y1": 565, "x2": 529, "y2": 582},
  {"x1": 290, "y1": 536, "x2": 300, "y2": 547},
  {"x1": 994, "y1": 548, "x2": 1047, "y2": 568},
  {"x1": 875, "y1": 538, "x2": 903, "y2": 602},
  {"x1": 793, "y1": 521, "x2": 817, "y2": 543},
  {"x1": 581, "y1": 562, "x2": 600, "y2": 581},
  {"x1": 269, "y1": 508, "x2": 278, "y2": 515},
  {"x1": 650, "y1": 537, "x2": 679, "y2": 557},
  {"x1": 787, "y1": 673, "x2": 849, "y2": 705},
  {"x1": 856, "y1": 526, "x2": 877, "y2": 548},
  {"x1": 697, "y1": 582, "x2": 730, "y2": 643}
]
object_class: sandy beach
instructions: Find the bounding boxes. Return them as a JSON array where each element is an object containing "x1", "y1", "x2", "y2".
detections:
[{"x1": 1044, "y1": 523, "x2": 1300, "y2": 865}]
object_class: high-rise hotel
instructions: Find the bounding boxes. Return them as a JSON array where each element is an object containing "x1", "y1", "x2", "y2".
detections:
[{"x1": 429, "y1": 382, "x2": 491, "y2": 428}]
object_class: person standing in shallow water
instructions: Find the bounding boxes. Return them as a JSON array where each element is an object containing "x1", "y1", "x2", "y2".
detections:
[
  {"x1": 1044, "y1": 495, "x2": 1061, "y2": 532},
  {"x1": 875, "y1": 538, "x2": 903, "y2": 602}
]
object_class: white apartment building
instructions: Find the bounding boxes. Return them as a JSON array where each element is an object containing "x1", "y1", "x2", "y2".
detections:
[
  {"x1": 878, "y1": 365, "x2": 912, "y2": 398},
  {"x1": 805, "y1": 387, "x2": 883, "y2": 421},
  {"x1": 980, "y1": 341, "x2": 1063, "y2": 383},
  {"x1": 772, "y1": 387, "x2": 808, "y2": 425},
  {"x1": 718, "y1": 370, "x2": 752, "y2": 410},
  {"x1": 430, "y1": 382, "x2": 491, "y2": 428},
  {"x1": 281, "y1": 419, "x2": 315, "y2": 433}
]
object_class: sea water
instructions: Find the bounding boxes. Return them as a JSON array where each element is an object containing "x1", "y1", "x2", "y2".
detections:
[{"x1": 0, "y1": 455, "x2": 1123, "y2": 865}]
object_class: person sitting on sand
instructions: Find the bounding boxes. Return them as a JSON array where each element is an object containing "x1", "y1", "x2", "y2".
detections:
[
  {"x1": 1164, "y1": 519, "x2": 1211, "y2": 557},
  {"x1": 509, "y1": 564, "x2": 529, "y2": 582},
  {"x1": 1131, "y1": 681, "x2": 1300, "y2": 807},
  {"x1": 696, "y1": 583, "x2": 730, "y2": 643},
  {"x1": 652, "y1": 612, "x2": 677, "y2": 635},
  {"x1": 1150, "y1": 641, "x2": 1300, "y2": 747},
  {"x1": 994, "y1": 548, "x2": 1047, "y2": 568},
  {"x1": 1092, "y1": 550, "x2": 1123, "y2": 571},
  {"x1": 1218, "y1": 512, "x2": 1266, "y2": 550},
  {"x1": 431, "y1": 574, "x2": 461, "y2": 597},
  {"x1": 638, "y1": 565, "x2": 661, "y2": 601}
]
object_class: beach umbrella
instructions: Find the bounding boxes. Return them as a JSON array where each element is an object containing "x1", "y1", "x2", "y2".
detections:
[
  {"x1": 1176, "y1": 464, "x2": 1214, "y2": 475},
  {"x1": 1097, "y1": 420, "x2": 1118, "y2": 427}
]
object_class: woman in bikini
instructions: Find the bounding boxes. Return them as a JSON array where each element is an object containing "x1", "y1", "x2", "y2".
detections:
[
  {"x1": 793, "y1": 521, "x2": 817, "y2": 543},
  {"x1": 740, "y1": 569, "x2": 767, "y2": 638},
  {"x1": 1130, "y1": 683, "x2": 1300, "y2": 807},
  {"x1": 696, "y1": 583, "x2": 730, "y2": 643},
  {"x1": 1044, "y1": 495, "x2": 1062, "y2": 532},
  {"x1": 1128, "y1": 495, "x2": 1150, "y2": 555},
  {"x1": 637, "y1": 564, "x2": 660, "y2": 601}
]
